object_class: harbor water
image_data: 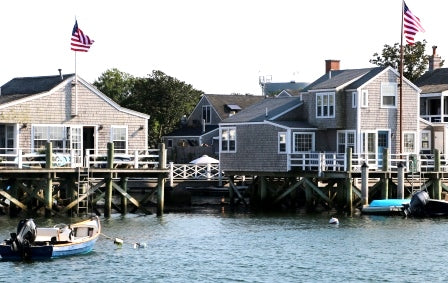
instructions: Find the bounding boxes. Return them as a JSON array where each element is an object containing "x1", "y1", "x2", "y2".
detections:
[{"x1": 1, "y1": 209, "x2": 448, "y2": 282}]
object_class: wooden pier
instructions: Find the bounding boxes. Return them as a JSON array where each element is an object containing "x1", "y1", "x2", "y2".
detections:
[
  {"x1": 0, "y1": 143, "x2": 169, "y2": 218},
  {"x1": 224, "y1": 148, "x2": 448, "y2": 214},
  {"x1": 2, "y1": 144, "x2": 448, "y2": 217}
]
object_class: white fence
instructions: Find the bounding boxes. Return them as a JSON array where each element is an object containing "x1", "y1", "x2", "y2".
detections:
[{"x1": 0, "y1": 148, "x2": 161, "y2": 169}]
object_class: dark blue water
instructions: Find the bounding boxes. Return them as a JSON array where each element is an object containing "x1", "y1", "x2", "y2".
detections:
[{"x1": 1, "y1": 210, "x2": 448, "y2": 282}]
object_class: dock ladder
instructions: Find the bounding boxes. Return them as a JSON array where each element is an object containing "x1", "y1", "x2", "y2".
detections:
[{"x1": 77, "y1": 167, "x2": 90, "y2": 215}]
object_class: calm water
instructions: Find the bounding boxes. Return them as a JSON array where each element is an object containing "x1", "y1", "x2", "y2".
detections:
[{"x1": 1, "y1": 209, "x2": 448, "y2": 282}]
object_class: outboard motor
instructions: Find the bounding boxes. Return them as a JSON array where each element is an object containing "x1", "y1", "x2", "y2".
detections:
[
  {"x1": 404, "y1": 191, "x2": 430, "y2": 217},
  {"x1": 10, "y1": 219, "x2": 37, "y2": 257}
]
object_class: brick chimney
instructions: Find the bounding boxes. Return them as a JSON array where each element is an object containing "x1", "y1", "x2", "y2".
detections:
[
  {"x1": 429, "y1": 46, "x2": 442, "y2": 72},
  {"x1": 325, "y1": 59, "x2": 340, "y2": 73}
]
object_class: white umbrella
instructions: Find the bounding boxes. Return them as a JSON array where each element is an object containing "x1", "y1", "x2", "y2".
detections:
[{"x1": 189, "y1": 155, "x2": 219, "y2": 164}]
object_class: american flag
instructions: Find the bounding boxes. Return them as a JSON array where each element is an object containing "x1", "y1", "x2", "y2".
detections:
[
  {"x1": 403, "y1": 2, "x2": 425, "y2": 45},
  {"x1": 71, "y1": 20, "x2": 94, "y2": 52}
]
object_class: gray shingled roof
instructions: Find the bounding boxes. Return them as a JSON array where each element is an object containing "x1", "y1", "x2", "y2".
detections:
[
  {"x1": 204, "y1": 94, "x2": 264, "y2": 120},
  {"x1": 415, "y1": 68, "x2": 448, "y2": 93},
  {"x1": 222, "y1": 97, "x2": 302, "y2": 123},
  {"x1": 0, "y1": 74, "x2": 74, "y2": 105},
  {"x1": 303, "y1": 67, "x2": 385, "y2": 91},
  {"x1": 163, "y1": 125, "x2": 219, "y2": 137},
  {"x1": 262, "y1": 81, "x2": 308, "y2": 95}
]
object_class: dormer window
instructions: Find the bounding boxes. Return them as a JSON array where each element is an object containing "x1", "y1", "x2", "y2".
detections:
[{"x1": 316, "y1": 92, "x2": 335, "y2": 118}]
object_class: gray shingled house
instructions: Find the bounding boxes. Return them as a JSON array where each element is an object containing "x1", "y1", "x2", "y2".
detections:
[
  {"x1": 415, "y1": 66, "x2": 448, "y2": 154},
  {"x1": 0, "y1": 73, "x2": 149, "y2": 167},
  {"x1": 162, "y1": 93, "x2": 263, "y2": 163},
  {"x1": 220, "y1": 60, "x2": 422, "y2": 173}
]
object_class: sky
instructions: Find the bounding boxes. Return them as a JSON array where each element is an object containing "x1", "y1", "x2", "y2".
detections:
[{"x1": 0, "y1": 0, "x2": 446, "y2": 96}]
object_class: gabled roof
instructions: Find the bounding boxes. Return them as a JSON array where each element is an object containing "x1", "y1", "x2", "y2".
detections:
[
  {"x1": 0, "y1": 74, "x2": 74, "y2": 104},
  {"x1": 303, "y1": 67, "x2": 386, "y2": 91},
  {"x1": 222, "y1": 96, "x2": 302, "y2": 123},
  {"x1": 262, "y1": 81, "x2": 308, "y2": 95},
  {"x1": 415, "y1": 68, "x2": 448, "y2": 93},
  {"x1": 0, "y1": 74, "x2": 149, "y2": 119},
  {"x1": 163, "y1": 125, "x2": 219, "y2": 138},
  {"x1": 203, "y1": 94, "x2": 264, "y2": 121}
]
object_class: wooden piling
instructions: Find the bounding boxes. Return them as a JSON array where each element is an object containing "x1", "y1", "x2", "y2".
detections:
[
  {"x1": 120, "y1": 177, "x2": 128, "y2": 215},
  {"x1": 157, "y1": 143, "x2": 166, "y2": 216},
  {"x1": 361, "y1": 163, "x2": 369, "y2": 206},
  {"x1": 397, "y1": 162, "x2": 404, "y2": 199},
  {"x1": 45, "y1": 142, "x2": 53, "y2": 217},
  {"x1": 346, "y1": 148, "x2": 353, "y2": 214},
  {"x1": 104, "y1": 142, "x2": 114, "y2": 218}
]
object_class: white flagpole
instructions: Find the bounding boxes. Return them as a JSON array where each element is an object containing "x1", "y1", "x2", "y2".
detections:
[{"x1": 75, "y1": 50, "x2": 78, "y2": 116}]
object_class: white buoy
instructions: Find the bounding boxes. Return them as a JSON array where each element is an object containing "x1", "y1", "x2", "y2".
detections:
[
  {"x1": 134, "y1": 242, "x2": 147, "y2": 249},
  {"x1": 329, "y1": 217, "x2": 339, "y2": 225},
  {"x1": 114, "y1": 238, "x2": 124, "y2": 246}
]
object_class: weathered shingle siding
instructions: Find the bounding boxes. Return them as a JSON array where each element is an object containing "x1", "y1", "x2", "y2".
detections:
[
  {"x1": 220, "y1": 123, "x2": 288, "y2": 172},
  {"x1": 301, "y1": 90, "x2": 345, "y2": 129},
  {"x1": 360, "y1": 69, "x2": 419, "y2": 152},
  {"x1": 187, "y1": 97, "x2": 221, "y2": 126},
  {"x1": 1, "y1": 82, "x2": 147, "y2": 150},
  {"x1": 344, "y1": 91, "x2": 357, "y2": 129}
]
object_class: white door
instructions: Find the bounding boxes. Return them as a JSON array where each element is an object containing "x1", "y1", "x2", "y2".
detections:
[{"x1": 70, "y1": 126, "x2": 83, "y2": 167}]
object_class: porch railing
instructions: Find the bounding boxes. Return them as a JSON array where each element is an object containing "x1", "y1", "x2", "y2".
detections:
[{"x1": 0, "y1": 147, "x2": 161, "y2": 169}]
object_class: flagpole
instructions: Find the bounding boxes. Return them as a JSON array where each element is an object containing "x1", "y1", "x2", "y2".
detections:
[
  {"x1": 75, "y1": 51, "x2": 78, "y2": 116},
  {"x1": 399, "y1": 0, "x2": 404, "y2": 154}
]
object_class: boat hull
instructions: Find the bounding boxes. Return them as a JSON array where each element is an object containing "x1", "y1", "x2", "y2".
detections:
[{"x1": 0, "y1": 216, "x2": 100, "y2": 261}]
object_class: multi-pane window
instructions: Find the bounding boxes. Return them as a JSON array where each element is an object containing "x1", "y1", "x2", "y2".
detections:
[
  {"x1": 202, "y1": 105, "x2": 211, "y2": 124},
  {"x1": 293, "y1": 132, "x2": 314, "y2": 152},
  {"x1": 421, "y1": 131, "x2": 431, "y2": 151},
  {"x1": 337, "y1": 131, "x2": 356, "y2": 154},
  {"x1": 33, "y1": 125, "x2": 66, "y2": 151},
  {"x1": 403, "y1": 132, "x2": 416, "y2": 153},
  {"x1": 381, "y1": 82, "x2": 397, "y2": 107},
  {"x1": 316, "y1": 92, "x2": 335, "y2": 118},
  {"x1": 278, "y1": 132, "x2": 286, "y2": 153},
  {"x1": 111, "y1": 126, "x2": 127, "y2": 153},
  {"x1": 0, "y1": 125, "x2": 15, "y2": 153},
  {"x1": 221, "y1": 127, "x2": 236, "y2": 152}
]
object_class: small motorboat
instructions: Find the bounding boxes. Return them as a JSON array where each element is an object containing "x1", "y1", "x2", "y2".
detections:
[
  {"x1": 0, "y1": 216, "x2": 100, "y2": 261},
  {"x1": 404, "y1": 190, "x2": 448, "y2": 217},
  {"x1": 361, "y1": 199, "x2": 410, "y2": 216}
]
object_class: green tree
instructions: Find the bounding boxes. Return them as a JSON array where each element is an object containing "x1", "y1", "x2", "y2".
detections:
[
  {"x1": 93, "y1": 68, "x2": 135, "y2": 104},
  {"x1": 94, "y1": 69, "x2": 203, "y2": 147},
  {"x1": 125, "y1": 70, "x2": 203, "y2": 147},
  {"x1": 369, "y1": 40, "x2": 442, "y2": 82}
]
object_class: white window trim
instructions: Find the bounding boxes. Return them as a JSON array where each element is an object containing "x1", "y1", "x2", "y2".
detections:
[
  {"x1": 278, "y1": 132, "x2": 287, "y2": 154},
  {"x1": 420, "y1": 130, "x2": 431, "y2": 151},
  {"x1": 220, "y1": 127, "x2": 236, "y2": 153},
  {"x1": 315, "y1": 92, "x2": 335, "y2": 118},
  {"x1": 361, "y1": 89, "x2": 368, "y2": 108},
  {"x1": 381, "y1": 82, "x2": 397, "y2": 108},
  {"x1": 202, "y1": 105, "x2": 211, "y2": 124},
  {"x1": 292, "y1": 132, "x2": 315, "y2": 153},
  {"x1": 403, "y1": 131, "x2": 417, "y2": 153},
  {"x1": 110, "y1": 125, "x2": 128, "y2": 154},
  {"x1": 352, "y1": 92, "x2": 357, "y2": 108},
  {"x1": 337, "y1": 130, "x2": 356, "y2": 154}
]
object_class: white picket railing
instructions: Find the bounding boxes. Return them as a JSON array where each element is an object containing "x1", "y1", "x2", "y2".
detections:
[
  {"x1": 85, "y1": 149, "x2": 160, "y2": 168},
  {"x1": 0, "y1": 148, "x2": 161, "y2": 169}
]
